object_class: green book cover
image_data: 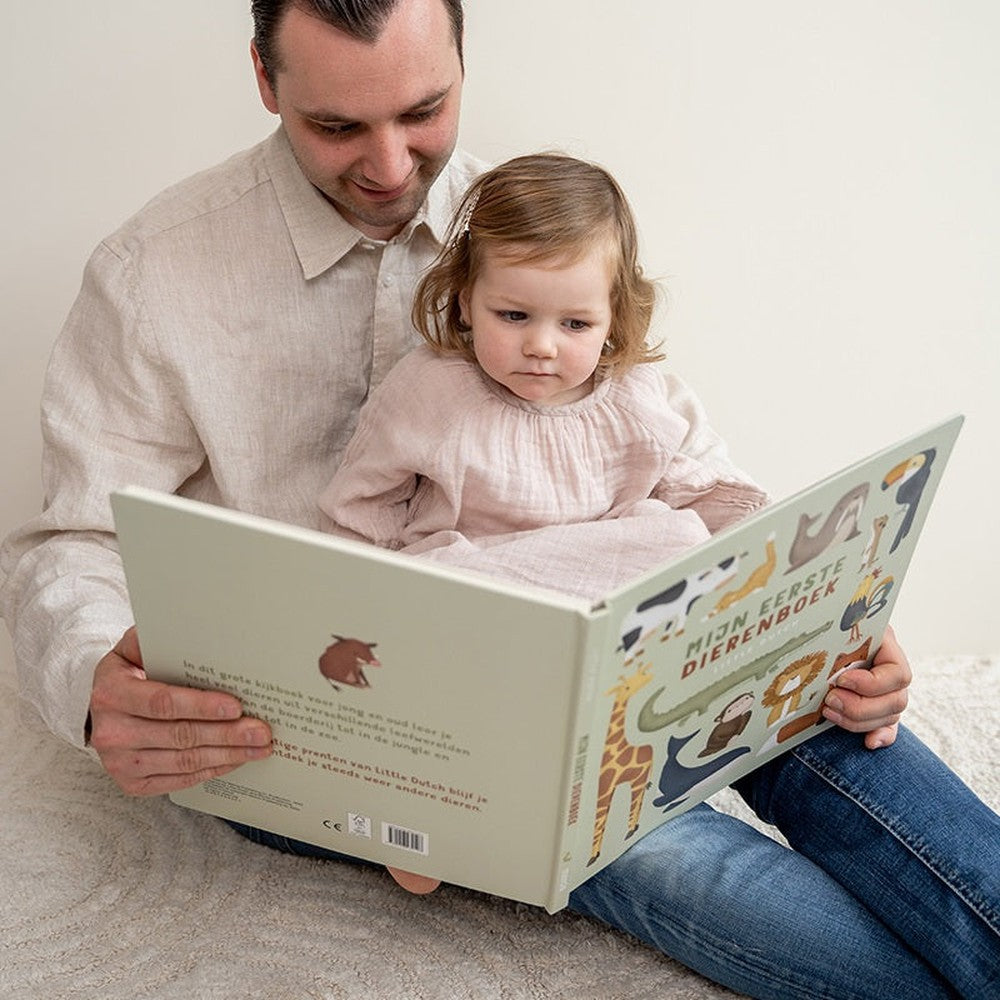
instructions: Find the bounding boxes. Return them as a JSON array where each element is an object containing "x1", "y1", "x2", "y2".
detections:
[{"x1": 112, "y1": 414, "x2": 962, "y2": 912}]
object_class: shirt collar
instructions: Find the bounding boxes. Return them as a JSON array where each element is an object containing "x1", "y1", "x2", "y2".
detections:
[{"x1": 264, "y1": 126, "x2": 457, "y2": 280}]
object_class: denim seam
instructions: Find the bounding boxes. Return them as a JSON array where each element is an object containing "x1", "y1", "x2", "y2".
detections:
[{"x1": 791, "y1": 743, "x2": 1000, "y2": 938}]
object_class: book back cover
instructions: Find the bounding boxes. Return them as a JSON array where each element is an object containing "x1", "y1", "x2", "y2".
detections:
[{"x1": 112, "y1": 493, "x2": 604, "y2": 909}]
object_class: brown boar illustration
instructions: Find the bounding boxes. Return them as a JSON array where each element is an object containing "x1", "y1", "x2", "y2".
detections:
[{"x1": 318, "y1": 635, "x2": 380, "y2": 690}]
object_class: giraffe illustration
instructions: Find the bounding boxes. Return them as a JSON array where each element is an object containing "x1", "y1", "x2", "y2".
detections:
[
  {"x1": 588, "y1": 662, "x2": 655, "y2": 866},
  {"x1": 861, "y1": 515, "x2": 889, "y2": 571}
]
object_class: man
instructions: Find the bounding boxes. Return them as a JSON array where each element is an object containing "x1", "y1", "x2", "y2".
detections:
[
  {"x1": 2, "y1": 0, "x2": 477, "y2": 795},
  {"x1": 5, "y1": 3, "x2": 994, "y2": 997}
]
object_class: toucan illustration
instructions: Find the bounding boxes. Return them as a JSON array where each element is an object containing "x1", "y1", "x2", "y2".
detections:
[{"x1": 882, "y1": 448, "x2": 935, "y2": 553}]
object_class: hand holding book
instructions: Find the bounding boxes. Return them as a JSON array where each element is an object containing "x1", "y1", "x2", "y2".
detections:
[
  {"x1": 822, "y1": 625, "x2": 910, "y2": 750},
  {"x1": 87, "y1": 625, "x2": 272, "y2": 796}
]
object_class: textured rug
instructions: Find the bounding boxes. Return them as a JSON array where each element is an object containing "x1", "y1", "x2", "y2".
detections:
[{"x1": 1, "y1": 654, "x2": 997, "y2": 1000}]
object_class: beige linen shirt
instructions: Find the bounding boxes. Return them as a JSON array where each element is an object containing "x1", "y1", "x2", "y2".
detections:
[
  {"x1": 0, "y1": 128, "x2": 482, "y2": 747},
  {"x1": 1, "y1": 127, "x2": 749, "y2": 750}
]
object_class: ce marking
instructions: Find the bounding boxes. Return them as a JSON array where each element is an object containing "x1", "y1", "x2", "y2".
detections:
[{"x1": 323, "y1": 820, "x2": 343, "y2": 832}]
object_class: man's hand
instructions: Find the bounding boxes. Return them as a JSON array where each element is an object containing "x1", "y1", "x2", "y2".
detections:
[
  {"x1": 822, "y1": 625, "x2": 910, "y2": 749},
  {"x1": 88, "y1": 626, "x2": 273, "y2": 796}
]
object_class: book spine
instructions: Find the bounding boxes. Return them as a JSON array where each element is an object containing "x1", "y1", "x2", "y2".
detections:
[{"x1": 543, "y1": 607, "x2": 608, "y2": 913}]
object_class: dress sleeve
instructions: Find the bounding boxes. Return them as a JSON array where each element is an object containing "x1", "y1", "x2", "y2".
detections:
[
  {"x1": 660, "y1": 370, "x2": 753, "y2": 480},
  {"x1": 647, "y1": 368, "x2": 770, "y2": 532},
  {"x1": 653, "y1": 457, "x2": 769, "y2": 534},
  {"x1": 0, "y1": 243, "x2": 206, "y2": 749}
]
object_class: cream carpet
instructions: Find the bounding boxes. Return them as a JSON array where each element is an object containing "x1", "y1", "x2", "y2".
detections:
[{"x1": 2, "y1": 654, "x2": 997, "y2": 1000}]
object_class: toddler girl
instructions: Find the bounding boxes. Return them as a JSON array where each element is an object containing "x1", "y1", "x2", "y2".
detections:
[{"x1": 319, "y1": 153, "x2": 766, "y2": 598}]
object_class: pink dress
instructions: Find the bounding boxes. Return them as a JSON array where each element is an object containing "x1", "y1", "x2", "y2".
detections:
[{"x1": 319, "y1": 346, "x2": 767, "y2": 600}]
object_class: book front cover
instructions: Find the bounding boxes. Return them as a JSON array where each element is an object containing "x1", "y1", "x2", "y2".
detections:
[{"x1": 561, "y1": 416, "x2": 962, "y2": 897}]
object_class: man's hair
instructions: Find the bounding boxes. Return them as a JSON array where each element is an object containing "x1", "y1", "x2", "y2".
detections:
[
  {"x1": 413, "y1": 154, "x2": 663, "y2": 375},
  {"x1": 251, "y1": 0, "x2": 464, "y2": 82}
]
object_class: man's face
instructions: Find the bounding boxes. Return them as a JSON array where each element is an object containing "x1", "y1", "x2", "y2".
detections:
[{"x1": 252, "y1": 0, "x2": 463, "y2": 240}]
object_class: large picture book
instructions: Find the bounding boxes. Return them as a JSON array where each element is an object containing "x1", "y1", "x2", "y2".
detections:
[{"x1": 111, "y1": 415, "x2": 962, "y2": 912}]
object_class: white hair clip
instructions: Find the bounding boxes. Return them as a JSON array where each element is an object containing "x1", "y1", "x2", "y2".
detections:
[{"x1": 454, "y1": 189, "x2": 481, "y2": 243}]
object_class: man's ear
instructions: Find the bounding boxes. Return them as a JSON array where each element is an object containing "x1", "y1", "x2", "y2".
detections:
[{"x1": 250, "y1": 40, "x2": 279, "y2": 114}]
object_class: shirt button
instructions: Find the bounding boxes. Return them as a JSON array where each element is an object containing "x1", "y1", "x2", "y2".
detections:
[{"x1": 381, "y1": 275, "x2": 395, "y2": 287}]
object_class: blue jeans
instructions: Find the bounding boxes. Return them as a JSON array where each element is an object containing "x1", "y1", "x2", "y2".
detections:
[{"x1": 228, "y1": 725, "x2": 1000, "y2": 999}]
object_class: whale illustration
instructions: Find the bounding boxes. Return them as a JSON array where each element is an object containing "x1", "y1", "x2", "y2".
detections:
[{"x1": 652, "y1": 731, "x2": 752, "y2": 811}]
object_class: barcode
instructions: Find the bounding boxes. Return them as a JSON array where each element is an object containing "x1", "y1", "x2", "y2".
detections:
[{"x1": 382, "y1": 822, "x2": 429, "y2": 855}]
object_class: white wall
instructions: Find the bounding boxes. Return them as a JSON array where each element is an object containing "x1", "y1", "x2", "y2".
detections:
[{"x1": 3, "y1": 2, "x2": 997, "y2": 658}]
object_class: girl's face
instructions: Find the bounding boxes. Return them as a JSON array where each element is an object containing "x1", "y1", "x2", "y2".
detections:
[{"x1": 459, "y1": 245, "x2": 614, "y2": 406}]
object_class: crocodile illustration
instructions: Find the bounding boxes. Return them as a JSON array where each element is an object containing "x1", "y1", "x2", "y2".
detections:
[{"x1": 636, "y1": 622, "x2": 833, "y2": 733}]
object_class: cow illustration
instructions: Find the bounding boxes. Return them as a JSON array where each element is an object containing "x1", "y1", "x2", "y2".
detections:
[
  {"x1": 618, "y1": 557, "x2": 740, "y2": 653},
  {"x1": 318, "y1": 635, "x2": 380, "y2": 690}
]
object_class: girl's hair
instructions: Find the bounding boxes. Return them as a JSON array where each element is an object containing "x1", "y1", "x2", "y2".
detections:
[{"x1": 412, "y1": 153, "x2": 663, "y2": 374}]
